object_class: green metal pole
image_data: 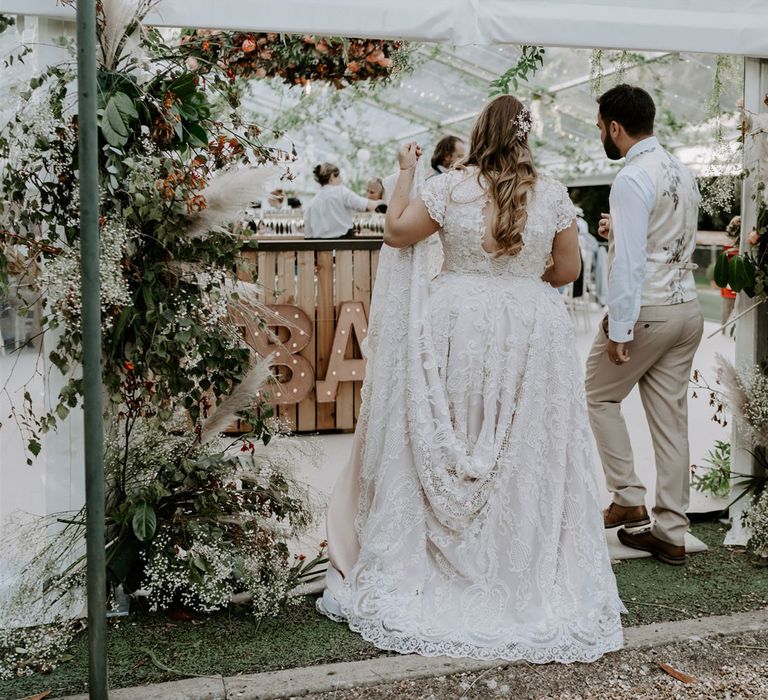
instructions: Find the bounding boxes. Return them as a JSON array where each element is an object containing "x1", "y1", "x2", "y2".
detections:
[{"x1": 76, "y1": 0, "x2": 108, "y2": 697}]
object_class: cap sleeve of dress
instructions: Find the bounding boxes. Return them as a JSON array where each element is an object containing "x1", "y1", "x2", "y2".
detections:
[
  {"x1": 554, "y1": 180, "x2": 578, "y2": 233},
  {"x1": 420, "y1": 173, "x2": 449, "y2": 227}
]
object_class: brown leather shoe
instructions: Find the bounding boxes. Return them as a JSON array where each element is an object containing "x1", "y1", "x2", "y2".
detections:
[
  {"x1": 617, "y1": 527, "x2": 686, "y2": 566},
  {"x1": 603, "y1": 502, "x2": 650, "y2": 529}
]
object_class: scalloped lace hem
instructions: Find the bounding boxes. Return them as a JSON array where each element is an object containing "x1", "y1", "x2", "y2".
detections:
[{"x1": 316, "y1": 598, "x2": 624, "y2": 664}]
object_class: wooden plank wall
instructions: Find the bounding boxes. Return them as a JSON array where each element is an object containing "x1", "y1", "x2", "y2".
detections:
[{"x1": 239, "y1": 243, "x2": 379, "y2": 432}]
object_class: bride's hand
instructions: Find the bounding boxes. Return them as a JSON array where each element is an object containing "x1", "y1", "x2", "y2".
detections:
[
  {"x1": 598, "y1": 212, "x2": 612, "y2": 240},
  {"x1": 398, "y1": 142, "x2": 422, "y2": 171}
]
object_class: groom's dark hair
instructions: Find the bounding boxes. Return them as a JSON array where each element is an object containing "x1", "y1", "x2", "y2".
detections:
[{"x1": 597, "y1": 84, "x2": 655, "y2": 136}]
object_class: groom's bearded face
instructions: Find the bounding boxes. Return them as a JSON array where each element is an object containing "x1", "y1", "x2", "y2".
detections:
[
  {"x1": 598, "y1": 114, "x2": 622, "y2": 161},
  {"x1": 602, "y1": 129, "x2": 622, "y2": 161}
]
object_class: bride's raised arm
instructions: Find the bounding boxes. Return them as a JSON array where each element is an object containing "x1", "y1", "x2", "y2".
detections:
[
  {"x1": 542, "y1": 220, "x2": 581, "y2": 287},
  {"x1": 384, "y1": 142, "x2": 440, "y2": 248}
]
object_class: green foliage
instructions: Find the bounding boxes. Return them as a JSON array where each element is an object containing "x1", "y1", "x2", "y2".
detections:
[
  {"x1": 489, "y1": 46, "x2": 545, "y2": 96},
  {"x1": 693, "y1": 440, "x2": 732, "y2": 498},
  {"x1": 713, "y1": 222, "x2": 768, "y2": 300},
  {"x1": 100, "y1": 421, "x2": 319, "y2": 616},
  {"x1": 0, "y1": 8, "x2": 279, "y2": 453},
  {"x1": 0, "y1": 13, "x2": 14, "y2": 34}
]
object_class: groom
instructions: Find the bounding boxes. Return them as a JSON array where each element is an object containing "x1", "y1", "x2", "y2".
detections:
[{"x1": 585, "y1": 84, "x2": 704, "y2": 565}]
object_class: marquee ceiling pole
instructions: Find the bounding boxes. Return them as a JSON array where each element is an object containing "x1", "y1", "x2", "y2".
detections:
[{"x1": 75, "y1": 0, "x2": 108, "y2": 695}]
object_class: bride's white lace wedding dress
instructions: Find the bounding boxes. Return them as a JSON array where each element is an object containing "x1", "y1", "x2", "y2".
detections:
[{"x1": 318, "y1": 166, "x2": 625, "y2": 663}]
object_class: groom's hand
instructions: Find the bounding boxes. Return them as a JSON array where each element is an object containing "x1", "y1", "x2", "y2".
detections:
[
  {"x1": 606, "y1": 340, "x2": 630, "y2": 365},
  {"x1": 598, "y1": 212, "x2": 612, "y2": 240}
]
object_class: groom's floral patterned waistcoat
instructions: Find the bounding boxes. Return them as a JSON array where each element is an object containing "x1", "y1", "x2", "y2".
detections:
[{"x1": 610, "y1": 143, "x2": 700, "y2": 306}]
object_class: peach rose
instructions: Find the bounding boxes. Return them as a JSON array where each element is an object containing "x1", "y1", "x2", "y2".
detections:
[
  {"x1": 347, "y1": 61, "x2": 360, "y2": 74},
  {"x1": 185, "y1": 57, "x2": 199, "y2": 71},
  {"x1": 366, "y1": 49, "x2": 385, "y2": 64},
  {"x1": 254, "y1": 67, "x2": 267, "y2": 79},
  {"x1": 378, "y1": 57, "x2": 393, "y2": 68},
  {"x1": 748, "y1": 229, "x2": 762, "y2": 246},
  {"x1": 242, "y1": 38, "x2": 256, "y2": 53}
]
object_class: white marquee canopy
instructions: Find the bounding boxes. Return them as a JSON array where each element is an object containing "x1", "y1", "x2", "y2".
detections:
[{"x1": 5, "y1": 0, "x2": 768, "y2": 57}]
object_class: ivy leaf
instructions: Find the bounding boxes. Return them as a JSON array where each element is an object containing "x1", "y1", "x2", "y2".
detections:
[{"x1": 131, "y1": 501, "x2": 157, "y2": 542}]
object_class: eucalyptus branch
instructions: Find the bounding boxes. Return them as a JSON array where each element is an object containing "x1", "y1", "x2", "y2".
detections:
[{"x1": 489, "y1": 46, "x2": 545, "y2": 97}]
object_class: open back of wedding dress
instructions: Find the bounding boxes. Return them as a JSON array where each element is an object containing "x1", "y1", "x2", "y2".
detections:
[{"x1": 319, "y1": 166, "x2": 625, "y2": 663}]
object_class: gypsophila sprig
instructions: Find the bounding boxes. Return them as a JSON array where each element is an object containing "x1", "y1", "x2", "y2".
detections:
[
  {"x1": 97, "y1": 420, "x2": 321, "y2": 618},
  {"x1": 744, "y1": 488, "x2": 768, "y2": 560}
]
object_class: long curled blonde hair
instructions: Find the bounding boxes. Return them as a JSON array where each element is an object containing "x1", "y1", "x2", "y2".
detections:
[{"x1": 462, "y1": 95, "x2": 537, "y2": 257}]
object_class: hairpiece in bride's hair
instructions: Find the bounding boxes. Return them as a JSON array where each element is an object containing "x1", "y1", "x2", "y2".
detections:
[{"x1": 512, "y1": 108, "x2": 532, "y2": 142}]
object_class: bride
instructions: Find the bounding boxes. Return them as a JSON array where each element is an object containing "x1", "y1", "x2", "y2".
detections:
[{"x1": 317, "y1": 95, "x2": 624, "y2": 663}]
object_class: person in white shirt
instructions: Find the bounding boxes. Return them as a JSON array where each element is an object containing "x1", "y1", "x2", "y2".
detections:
[
  {"x1": 265, "y1": 188, "x2": 288, "y2": 211},
  {"x1": 585, "y1": 84, "x2": 704, "y2": 566},
  {"x1": 428, "y1": 135, "x2": 466, "y2": 179},
  {"x1": 366, "y1": 177, "x2": 385, "y2": 202},
  {"x1": 304, "y1": 162, "x2": 379, "y2": 239}
]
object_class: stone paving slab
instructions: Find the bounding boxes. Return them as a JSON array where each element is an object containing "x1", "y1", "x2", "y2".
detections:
[{"x1": 60, "y1": 609, "x2": 768, "y2": 700}]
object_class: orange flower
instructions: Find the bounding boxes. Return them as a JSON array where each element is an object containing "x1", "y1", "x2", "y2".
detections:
[
  {"x1": 202, "y1": 40, "x2": 210, "y2": 51},
  {"x1": 123, "y1": 360, "x2": 134, "y2": 371},
  {"x1": 366, "y1": 49, "x2": 385, "y2": 64},
  {"x1": 242, "y1": 38, "x2": 256, "y2": 53}
]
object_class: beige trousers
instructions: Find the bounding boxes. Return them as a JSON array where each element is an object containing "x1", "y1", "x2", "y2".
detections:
[{"x1": 586, "y1": 301, "x2": 704, "y2": 546}]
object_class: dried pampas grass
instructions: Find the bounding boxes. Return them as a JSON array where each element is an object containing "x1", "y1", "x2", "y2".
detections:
[
  {"x1": 186, "y1": 168, "x2": 276, "y2": 239},
  {"x1": 716, "y1": 353, "x2": 768, "y2": 448},
  {"x1": 97, "y1": 0, "x2": 155, "y2": 71},
  {"x1": 200, "y1": 356, "x2": 273, "y2": 443}
]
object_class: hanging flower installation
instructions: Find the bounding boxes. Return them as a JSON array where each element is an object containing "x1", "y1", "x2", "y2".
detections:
[{"x1": 179, "y1": 31, "x2": 411, "y2": 89}]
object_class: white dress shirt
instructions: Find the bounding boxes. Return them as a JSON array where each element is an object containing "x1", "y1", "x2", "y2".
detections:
[
  {"x1": 304, "y1": 184, "x2": 369, "y2": 238},
  {"x1": 607, "y1": 137, "x2": 657, "y2": 342}
]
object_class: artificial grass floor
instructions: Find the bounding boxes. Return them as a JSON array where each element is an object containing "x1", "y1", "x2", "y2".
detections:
[{"x1": 2, "y1": 521, "x2": 767, "y2": 700}]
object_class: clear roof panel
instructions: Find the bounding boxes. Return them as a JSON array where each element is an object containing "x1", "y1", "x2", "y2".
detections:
[{"x1": 240, "y1": 45, "x2": 743, "y2": 196}]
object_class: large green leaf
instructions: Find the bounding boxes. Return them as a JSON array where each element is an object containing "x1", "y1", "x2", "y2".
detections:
[
  {"x1": 105, "y1": 96, "x2": 129, "y2": 137},
  {"x1": 101, "y1": 91, "x2": 138, "y2": 147},
  {"x1": 169, "y1": 72, "x2": 197, "y2": 98},
  {"x1": 106, "y1": 537, "x2": 142, "y2": 589},
  {"x1": 101, "y1": 113, "x2": 128, "y2": 147},
  {"x1": 742, "y1": 255, "x2": 757, "y2": 292},
  {"x1": 186, "y1": 122, "x2": 208, "y2": 148},
  {"x1": 111, "y1": 91, "x2": 139, "y2": 120},
  {"x1": 131, "y1": 501, "x2": 157, "y2": 542},
  {"x1": 713, "y1": 251, "x2": 730, "y2": 288},
  {"x1": 730, "y1": 255, "x2": 746, "y2": 293}
]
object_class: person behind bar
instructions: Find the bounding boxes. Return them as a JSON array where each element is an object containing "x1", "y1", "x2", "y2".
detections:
[
  {"x1": 428, "y1": 134, "x2": 466, "y2": 179},
  {"x1": 304, "y1": 162, "x2": 379, "y2": 239}
]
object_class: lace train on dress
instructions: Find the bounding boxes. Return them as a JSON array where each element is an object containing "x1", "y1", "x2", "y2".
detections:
[{"x1": 319, "y1": 169, "x2": 625, "y2": 663}]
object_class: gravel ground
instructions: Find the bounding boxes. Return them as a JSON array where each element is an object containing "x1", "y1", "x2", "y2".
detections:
[{"x1": 295, "y1": 630, "x2": 768, "y2": 699}]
